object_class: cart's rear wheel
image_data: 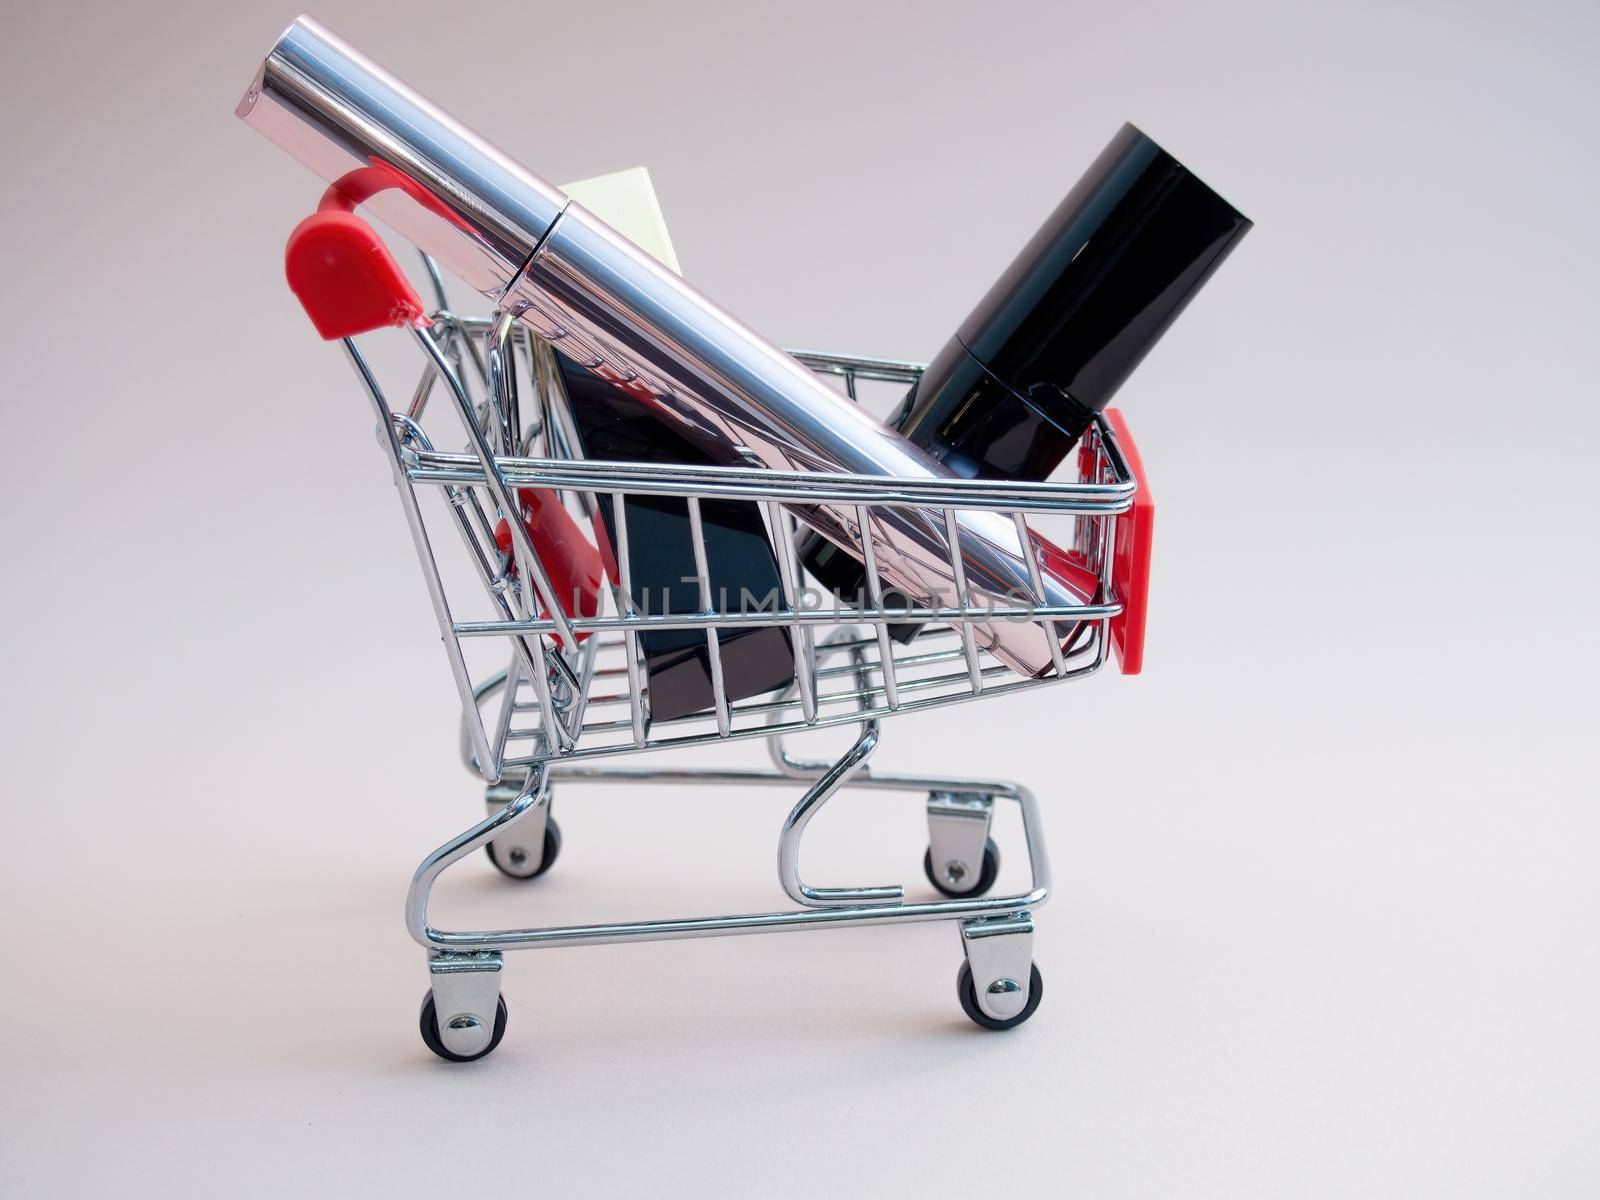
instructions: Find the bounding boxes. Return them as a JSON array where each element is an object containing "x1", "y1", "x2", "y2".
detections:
[
  {"x1": 956, "y1": 959, "x2": 1043, "y2": 1030},
  {"x1": 923, "y1": 837, "x2": 1000, "y2": 897},
  {"x1": 486, "y1": 818, "x2": 562, "y2": 880},
  {"x1": 419, "y1": 990, "x2": 508, "y2": 1062}
]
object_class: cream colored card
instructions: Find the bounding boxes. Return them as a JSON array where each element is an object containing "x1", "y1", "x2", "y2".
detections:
[{"x1": 559, "y1": 166, "x2": 682, "y2": 275}]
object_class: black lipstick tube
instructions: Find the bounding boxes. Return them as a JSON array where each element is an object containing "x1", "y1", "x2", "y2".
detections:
[{"x1": 804, "y1": 122, "x2": 1250, "y2": 612}]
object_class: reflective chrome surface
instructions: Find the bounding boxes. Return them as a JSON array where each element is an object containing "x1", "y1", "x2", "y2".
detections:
[
  {"x1": 927, "y1": 792, "x2": 996, "y2": 894},
  {"x1": 371, "y1": 314, "x2": 1077, "y2": 1049},
  {"x1": 237, "y1": 15, "x2": 565, "y2": 296},
  {"x1": 484, "y1": 774, "x2": 552, "y2": 877},
  {"x1": 505, "y1": 204, "x2": 1095, "y2": 676},
  {"x1": 239, "y1": 18, "x2": 1092, "y2": 675},
  {"x1": 409, "y1": 764, "x2": 1053, "y2": 954},
  {"x1": 960, "y1": 913, "x2": 1036, "y2": 1022},
  {"x1": 426, "y1": 951, "x2": 504, "y2": 1058},
  {"x1": 341, "y1": 284, "x2": 1132, "y2": 771},
  {"x1": 270, "y1": 222, "x2": 1150, "y2": 1053}
]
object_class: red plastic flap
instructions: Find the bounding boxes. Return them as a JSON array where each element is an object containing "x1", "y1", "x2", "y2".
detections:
[
  {"x1": 284, "y1": 208, "x2": 428, "y2": 340},
  {"x1": 1096, "y1": 408, "x2": 1154, "y2": 674},
  {"x1": 285, "y1": 161, "x2": 475, "y2": 340},
  {"x1": 492, "y1": 489, "x2": 606, "y2": 651}
]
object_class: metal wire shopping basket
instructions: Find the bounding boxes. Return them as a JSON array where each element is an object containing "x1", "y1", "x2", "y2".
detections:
[{"x1": 283, "y1": 202, "x2": 1154, "y2": 1062}]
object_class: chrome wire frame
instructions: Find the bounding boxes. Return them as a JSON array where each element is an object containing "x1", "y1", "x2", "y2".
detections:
[
  {"x1": 359, "y1": 333, "x2": 1133, "y2": 776},
  {"x1": 406, "y1": 761, "x2": 1052, "y2": 954},
  {"x1": 341, "y1": 257, "x2": 1137, "y2": 960}
]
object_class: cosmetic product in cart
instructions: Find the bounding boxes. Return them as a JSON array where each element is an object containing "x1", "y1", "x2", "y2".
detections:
[
  {"x1": 551, "y1": 168, "x2": 792, "y2": 725},
  {"x1": 237, "y1": 16, "x2": 1094, "y2": 678},
  {"x1": 560, "y1": 358, "x2": 795, "y2": 724},
  {"x1": 802, "y1": 122, "x2": 1250, "y2": 633}
]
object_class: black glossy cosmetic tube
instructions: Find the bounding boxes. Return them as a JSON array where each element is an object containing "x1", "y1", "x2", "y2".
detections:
[
  {"x1": 804, "y1": 122, "x2": 1249, "y2": 611},
  {"x1": 559, "y1": 356, "x2": 795, "y2": 726}
]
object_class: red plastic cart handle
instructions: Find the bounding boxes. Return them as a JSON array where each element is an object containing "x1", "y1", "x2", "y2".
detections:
[
  {"x1": 283, "y1": 165, "x2": 432, "y2": 340},
  {"x1": 1082, "y1": 408, "x2": 1154, "y2": 675}
]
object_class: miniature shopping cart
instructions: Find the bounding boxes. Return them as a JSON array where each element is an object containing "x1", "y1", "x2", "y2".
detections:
[{"x1": 283, "y1": 205, "x2": 1153, "y2": 1062}]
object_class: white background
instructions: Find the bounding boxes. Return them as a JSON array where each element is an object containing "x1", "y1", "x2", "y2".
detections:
[{"x1": 2, "y1": 1, "x2": 1596, "y2": 1195}]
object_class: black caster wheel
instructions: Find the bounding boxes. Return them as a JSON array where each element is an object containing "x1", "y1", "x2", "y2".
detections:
[
  {"x1": 419, "y1": 990, "x2": 509, "y2": 1062},
  {"x1": 956, "y1": 959, "x2": 1044, "y2": 1031},
  {"x1": 486, "y1": 818, "x2": 562, "y2": 880},
  {"x1": 923, "y1": 837, "x2": 1000, "y2": 897}
]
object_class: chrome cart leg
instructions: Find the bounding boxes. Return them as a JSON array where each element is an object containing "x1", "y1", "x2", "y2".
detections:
[
  {"x1": 484, "y1": 774, "x2": 560, "y2": 880},
  {"x1": 957, "y1": 912, "x2": 1043, "y2": 1030},
  {"x1": 421, "y1": 950, "x2": 509, "y2": 1062},
  {"x1": 777, "y1": 720, "x2": 905, "y2": 907},
  {"x1": 924, "y1": 791, "x2": 999, "y2": 897}
]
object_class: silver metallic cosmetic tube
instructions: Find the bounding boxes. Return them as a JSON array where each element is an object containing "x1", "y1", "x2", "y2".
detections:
[{"x1": 238, "y1": 15, "x2": 1092, "y2": 676}]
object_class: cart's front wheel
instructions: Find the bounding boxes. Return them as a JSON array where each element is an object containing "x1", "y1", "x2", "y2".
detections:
[
  {"x1": 924, "y1": 837, "x2": 1000, "y2": 897},
  {"x1": 956, "y1": 959, "x2": 1043, "y2": 1031},
  {"x1": 419, "y1": 990, "x2": 508, "y2": 1062},
  {"x1": 486, "y1": 818, "x2": 562, "y2": 880}
]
